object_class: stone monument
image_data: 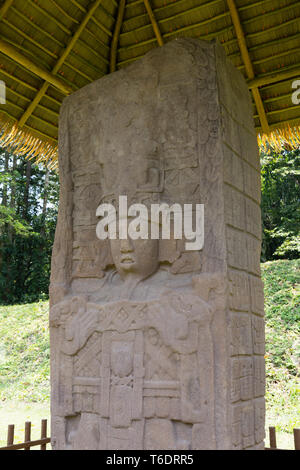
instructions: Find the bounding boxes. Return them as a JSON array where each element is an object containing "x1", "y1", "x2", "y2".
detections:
[{"x1": 50, "y1": 38, "x2": 265, "y2": 450}]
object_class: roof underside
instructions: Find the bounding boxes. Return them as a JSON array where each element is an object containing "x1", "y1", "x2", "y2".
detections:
[{"x1": 0, "y1": 0, "x2": 300, "y2": 167}]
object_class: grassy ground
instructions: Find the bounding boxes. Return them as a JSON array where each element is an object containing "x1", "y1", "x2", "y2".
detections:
[
  {"x1": 0, "y1": 259, "x2": 299, "y2": 448},
  {"x1": 0, "y1": 301, "x2": 50, "y2": 447},
  {"x1": 262, "y1": 259, "x2": 300, "y2": 449},
  {"x1": 0, "y1": 401, "x2": 50, "y2": 448}
]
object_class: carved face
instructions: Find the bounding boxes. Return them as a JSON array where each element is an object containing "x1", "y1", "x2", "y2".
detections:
[{"x1": 110, "y1": 236, "x2": 159, "y2": 281}]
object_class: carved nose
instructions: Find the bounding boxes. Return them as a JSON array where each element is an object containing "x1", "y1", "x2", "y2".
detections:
[{"x1": 120, "y1": 238, "x2": 133, "y2": 253}]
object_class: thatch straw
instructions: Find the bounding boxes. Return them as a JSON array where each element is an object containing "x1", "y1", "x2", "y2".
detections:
[
  {"x1": 258, "y1": 124, "x2": 300, "y2": 154},
  {"x1": 0, "y1": 0, "x2": 299, "y2": 165},
  {"x1": 0, "y1": 113, "x2": 58, "y2": 168}
]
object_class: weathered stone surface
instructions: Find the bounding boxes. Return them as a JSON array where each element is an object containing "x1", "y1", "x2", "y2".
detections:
[{"x1": 50, "y1": 38, "x2": 265, "y2": 450}]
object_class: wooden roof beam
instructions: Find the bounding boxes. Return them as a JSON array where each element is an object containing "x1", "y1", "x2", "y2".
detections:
[
  {"x1": 18, "y1": 0, "x2": 104, "y2": 128},
  {"x1": 48, "y1": 0, "x2": 80, "y2": 25},
  {"x1": 226, "y1": 0, "x2": 270, "y2": 135},
  {"x1": 3, "y1": 13, "x2": 109, "y2": 73},
  {"x1": 0, "y1": 38, "x2": 73, "y2": 95},
  {"x1": 68, "y1": 0, "x2": 114, "y2": 36},
  {"x1": 0, "y1": 0, "x2": 14, "y2": 21},
  {"x1": 143, "y1": 0, "x2": 164, "y2": 47},
  {"x1": 110, "y1": 0, "x2": 126, "y2": 73},
  {"x1": 248, "y1": 66, "x2": 300, "y2": 89}
]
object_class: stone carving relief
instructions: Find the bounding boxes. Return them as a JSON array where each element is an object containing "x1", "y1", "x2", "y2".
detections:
[
  {"x1": 50, "y1": 38, "x2": 265, "y2": 450},
  {"x1": 50, "y1": 273, "x2": 224, "y2": 450}
]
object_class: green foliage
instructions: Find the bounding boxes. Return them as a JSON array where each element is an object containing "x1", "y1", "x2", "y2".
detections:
[
  {"x1": 0, "y1": 205, "x2": 32, "y2": 236},
  {"x1": 0, "y1": 147, "x2": 59, "y2": 304},
  {"x1": 261, "y1": 149, "x2": 300, "y2": 260},
  {"x1": 262, "y1": 259, "x2": 300, "y2": 433},
  {"x1": 0, "y1": 301, "x2": 50, "y2": 403}
]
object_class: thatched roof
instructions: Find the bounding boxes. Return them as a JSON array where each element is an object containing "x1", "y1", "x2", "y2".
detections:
[{"x1": 0, "y1": 0, "x2": 300, "y2": 167}]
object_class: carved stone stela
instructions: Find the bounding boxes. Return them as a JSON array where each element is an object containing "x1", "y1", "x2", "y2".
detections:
[{"x1": 50, "y1": 39, "x2": 265, "y2": 450}]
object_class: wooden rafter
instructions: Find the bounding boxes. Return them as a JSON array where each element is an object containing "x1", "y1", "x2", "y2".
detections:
[
  {"x1": 0, "y1": 0, "x2": 14, "y2": 21},
  {"x1": 0, "y1": 38, "x2": 73, "y2": 95},
  {"x1": 248, "y1": 66, "x2": 300, "y2": 89},
  {"x1": 226, "y1": 0, "x2": 270, "y2": 134},
  {"x1": 2, "y1": 14, "x2": 108, "y2": 76},
  {"x1": 143, "y1": 0, "x2": 164, "y2": 47},
  {"x1": 110, "y1": 0, "x2": 126, "y2": 73},
  {"x1": 68, "y1": 0, "x2": 115, "y2": 37},
  {"x1": 18, "y1": 0, "x2": 104, "y2": 128}
]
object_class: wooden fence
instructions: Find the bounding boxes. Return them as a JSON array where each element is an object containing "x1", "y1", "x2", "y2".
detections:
[
  {"x1": 0, "y1": 422, "x2": 299, "y2": 450},
  {"x1": 0, "y1": 419, "x2": 51, "y2": 450},
  {"x1": 265, "y1": 427, "x2": 300, "y2": 450}
]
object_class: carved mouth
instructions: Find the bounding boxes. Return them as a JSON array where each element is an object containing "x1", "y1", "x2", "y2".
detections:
[{"x1": 121, "y1": 257, "x2": 134, "y2": 264}]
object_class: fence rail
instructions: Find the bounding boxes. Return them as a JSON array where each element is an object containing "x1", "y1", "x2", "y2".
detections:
[
  {"x1": 0, "y1": 419, "x2": 50, "y2": 450},
  {"x1": 0, "y1": 422, "x2": 299, "y2": 450}
]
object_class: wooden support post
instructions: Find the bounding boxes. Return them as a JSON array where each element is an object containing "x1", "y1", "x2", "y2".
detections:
[
  {"x1": 143, "y1": 0, "x2": 164, "y2": 46},
  {"x1": 24, "y1": 421, "x2": 31, "y2": 450},
  {"x1": 6, "y1": 425, "x2": 14, "y2": 446},
  {"x1": 251, "y1": 88, "x2": 270, "y2": 135},
  {"x1": 110, "y1": 0, "x2": 126, "y2": 73},
  {"x1": 226, "y1": 0, "x2": 270, "y2": 134}
]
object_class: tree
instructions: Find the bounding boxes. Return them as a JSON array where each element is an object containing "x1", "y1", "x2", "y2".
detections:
[
  {"x1": 0, "y1": 147, "x2": 59, "y2": 304},
  {"x1": 261, "y1": 148, "x2": 300, "y2": 261}
]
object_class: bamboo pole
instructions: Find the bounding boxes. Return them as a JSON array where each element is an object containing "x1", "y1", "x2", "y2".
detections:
[
  {"x1": 121, "y1": 0, "x2": 298, "y2": 43},
  {"x1": 69, "y1": 0, "x2": 116, "y2": 33},
  {"x1": 0, "y1": 0, "x2": 14, "y2": 21},
  {"x1": 118, "y1": 13, "x2": 299, "y2": 57},
  {"x1": 121, "y1": 7, "x2": 229, "y2": 41},
  {"x1": 125, "y1": 0, "x2": 221, "y2": 26},
  {"x1": 18, "y1": 0, "x2": 104, "y2": 128},
  {"x1": 0, "y1": 38, "x2": 73, "y2": 95},
  {"x1": 248, "y1": 66, "x2": 300, "y2": 89},
  {"x1": 6, "y1": 6, "x2": 109, "y2": 66},
  {"x1": 48, "y1": 0, "x2": 80, "y2": 23},
  {"x1": 21, "y1": 1, "x2": 71, "y2": 36},
  {"x1": 226, "y1": 0, "x2": 270, "y2": 135},
  {"x1": 251, "y1": 88, "x2": 270, "y2": 135},
  {"x1": 254, "y1": 104, "x2": 300, "y2": 120},
  {"x1": 143, "y1": 0, "x2": 164, "y2": 47},
  {"x1": 2, "y1": 18, "x2": 58, "y2": 58},
  {"x1": 110, "y1": 0, "x2": 126, "y2": 73},
  {"x1": 52, "y1": 0, "x2": 105, "y2": 73}
]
